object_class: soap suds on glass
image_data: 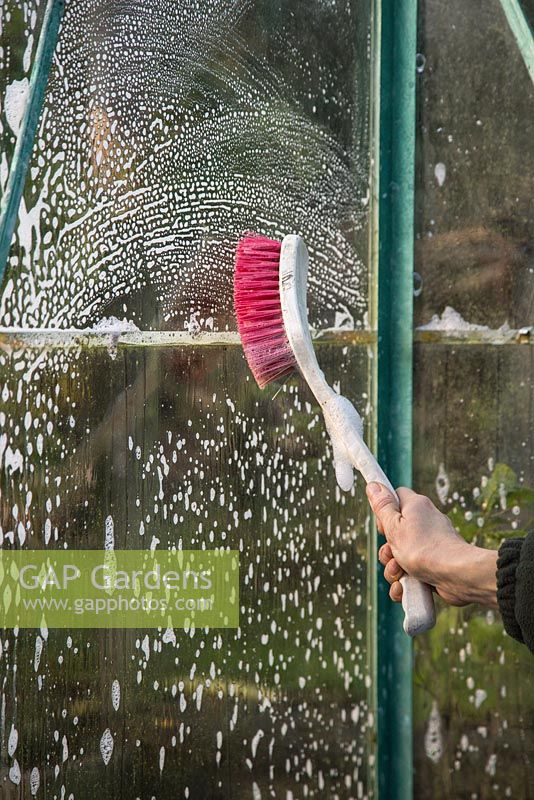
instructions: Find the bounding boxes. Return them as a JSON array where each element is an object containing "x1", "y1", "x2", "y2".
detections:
[{"x1": 0, "y1": 0, "x2": 369, "y2": 332}]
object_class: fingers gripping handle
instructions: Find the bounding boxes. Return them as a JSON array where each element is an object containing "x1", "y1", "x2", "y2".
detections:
[{"x1": 344, "y1": 432, "x2": 436, "y2": 636}]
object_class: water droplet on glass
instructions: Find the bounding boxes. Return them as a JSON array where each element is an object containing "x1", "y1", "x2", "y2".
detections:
[{"x1": 416, "y1": 53, "x2": 426, "y2": 73}]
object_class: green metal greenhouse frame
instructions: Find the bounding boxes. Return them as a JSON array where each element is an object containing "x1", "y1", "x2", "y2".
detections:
[
  {"x1": 375, "y1": 2, "x2": 417, "y2": 797},
  {"x1": 0, "y1": 0, "x2": 532, "y2": 797}
]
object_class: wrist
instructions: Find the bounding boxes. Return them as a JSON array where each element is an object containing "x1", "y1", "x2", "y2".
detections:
[{"x1": 453, "y1": 545, "x2": 498, "y2": 608}]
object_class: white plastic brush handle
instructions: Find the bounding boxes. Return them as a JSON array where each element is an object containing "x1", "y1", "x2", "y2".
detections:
[
  {"x1": 278, "y1": 235, "x2": 435, "y2": 636},
  {"x1": 334, "y1": 421, "x2": 436, "y2": 637}
]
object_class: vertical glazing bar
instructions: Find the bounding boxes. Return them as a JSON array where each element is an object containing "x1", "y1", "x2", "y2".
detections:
[
  {"x1": 0, "y1": 0, "x2": 64, "y2": 282},
  {"x1": 376, "y1": 0, "x2": 417, "y2": 798},
  {"x1": 368, "y1": 3, "x2": 382, "y2": 792}
]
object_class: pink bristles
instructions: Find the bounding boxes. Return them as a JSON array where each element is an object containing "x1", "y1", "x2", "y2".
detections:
[{"x1": 234, "y1": 234, "x2": 297, "y2": 389}]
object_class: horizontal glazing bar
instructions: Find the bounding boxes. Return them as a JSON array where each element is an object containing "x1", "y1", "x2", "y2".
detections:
[
  {"x1": 0, "y1": 328, "x2": 377, "y2": 350},
  {"x1": 1, "y1": 327, "x2": 532, "y2": 349},
  {"x1": 414, "y1": 327, "x2": 533, "y2": 345}
]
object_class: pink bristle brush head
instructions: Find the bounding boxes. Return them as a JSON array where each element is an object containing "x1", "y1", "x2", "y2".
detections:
[{"x1": 234, "y1": 234, "x2": 297, "y2": 389}]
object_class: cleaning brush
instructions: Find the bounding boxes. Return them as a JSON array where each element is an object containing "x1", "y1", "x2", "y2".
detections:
[
  {"x1": 234, "y1": 235, "x2": 297, "y2": 387},
  {"x1": 234, "y1": 232, "x2": 436, "y2": 636}
]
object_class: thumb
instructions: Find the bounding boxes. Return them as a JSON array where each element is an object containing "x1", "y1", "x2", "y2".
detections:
[{"x1": 365, "y1": 482, "x2": 401, "y2": 534}]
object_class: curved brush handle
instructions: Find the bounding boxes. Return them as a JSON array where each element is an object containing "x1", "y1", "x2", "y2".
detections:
[
  {"x1": 348, "y1": 436, "x2": 435, "y2": 635},
  {"x1": 281, "y1": 235, "x2": 435, "y2": 635}
]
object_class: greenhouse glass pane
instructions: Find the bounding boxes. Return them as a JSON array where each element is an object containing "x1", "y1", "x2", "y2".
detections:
[
  {"x1": 0, "y1": 1, "x2": 376, "y2": 797},
  {"x1": 414, "y1": 0, "x2": 534, "y2": 330},
  {"x1": 414, "y1": 1, "x2": 534, "y2": 796},
  {"x1": 413, "y1": 343, "x2": 534, "y2": 799},
  {"x1": 0, "y1": 0, "x2": 370, "y2": 331},
  {"x1": 0, "y1": 339, "x2": 376, "y2": 798},
  {"x1": 0, "y1": 2, "x2": 46, "y2": 190}
]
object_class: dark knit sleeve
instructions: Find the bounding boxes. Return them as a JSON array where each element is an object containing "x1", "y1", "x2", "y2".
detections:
[
  {"x1": 515, "y1": 532, "x2": 534, "y2": 652},
  {"x1": 497, "y1": 538, "x2": 524, "y2": 643},
  {"x1": 497, "y1": 532, "x2": 534, "y2": 653}
]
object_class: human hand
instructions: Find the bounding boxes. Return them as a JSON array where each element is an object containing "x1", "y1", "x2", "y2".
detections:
[{"x1": 366, "y1": 483, "x2": 498, "y2": 609}]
